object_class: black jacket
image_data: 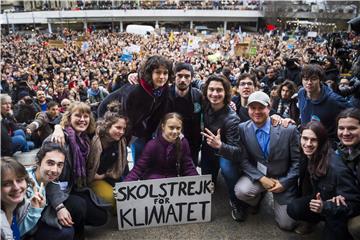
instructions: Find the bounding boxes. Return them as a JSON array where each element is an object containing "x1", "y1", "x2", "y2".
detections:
[
  {"x1": 202, "y1": 104, "x2": 241, "y2": 157},
  {"x1": 168, "y1": 85, "x2": 202, "y2": 153},
  {"x1": 306, "y1": 151, "x2": 360, "y2": 218},
  {"x1": 98, "y1": 83, "x2": 170, "y2": 141}
]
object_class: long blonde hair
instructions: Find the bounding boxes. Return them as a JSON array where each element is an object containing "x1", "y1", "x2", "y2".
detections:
[{"x1": 60, "y1": 101, "x2": 96, "y2": 134}]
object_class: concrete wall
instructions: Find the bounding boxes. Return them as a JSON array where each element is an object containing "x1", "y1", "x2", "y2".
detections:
[{"x1": 0, "y1": 9, "x2": 263, "y2": 25}]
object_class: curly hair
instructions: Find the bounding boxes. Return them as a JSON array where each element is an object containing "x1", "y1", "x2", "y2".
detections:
[
  {"x1": 277, "y1": 80, "x2": 298, "y2": 99},
  {"x1": 97, "y1": 111, "x2": 128, "y2": 138},
  {"x1": 202, "y1": 74, "x2": 232, "y2": 106},
  {"x1": 139, "y1": 55, "x2": 174, "y2": 86},
  {"x1": 60, "y1": 101, "x2": 96, "y2": 134}
]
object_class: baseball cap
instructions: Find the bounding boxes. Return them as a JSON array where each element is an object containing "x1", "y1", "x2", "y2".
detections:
[{"x1": 247, "y1": 91, "x2": 270, "y2": 107}]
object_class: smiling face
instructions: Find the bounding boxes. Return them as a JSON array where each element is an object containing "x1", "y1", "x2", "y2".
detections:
[
  {"x1": 70, "y1": 110, "x2": 90, "y2": 134},
  {"x1": 152, "y1": 66, "x2": 169, "y2": 89},
  {"x1": 37, "y1": 91, "x2": 46, "y2": 103},
  {"x1": 1, "y1": 170, "x2": 27, "y2": 207},
  {"x1": 108, "y1": 118, "x2": 127, "y2": 141},
  {"x1": 162, "y1": 117, "x2": 182, "y2": 143},
  {"x1": 338, "y1": 117, "x2": 360, "y2": 147},
  {"x1": 248, "y1": 102, "x2": 270, "y2": 127},
  {"x1": 207, "y1": 80, "x2": 225, "y2": 109},
  {"x1": 301, "y1": 129, "x2": 319, "y2": 158},
  {"x1": 36, "y1": 150, "x2": 65, "y2": 183}
]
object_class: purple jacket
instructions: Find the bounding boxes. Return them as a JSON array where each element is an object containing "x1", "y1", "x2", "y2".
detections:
[{"x1": 125, "y1": 135, "x2": 198, "y2": 181}]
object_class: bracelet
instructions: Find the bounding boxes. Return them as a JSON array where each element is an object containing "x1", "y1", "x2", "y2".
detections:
[{"x1": 55, "y1": 204, "x2": 65, "y2": 212}]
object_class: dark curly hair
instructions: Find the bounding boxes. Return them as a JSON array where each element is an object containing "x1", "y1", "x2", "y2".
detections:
[
  {"x1": 139, "y1": 55, "x2": 174, "y2": 86},
  {"x1": 202, "y1": 74, "x2": 232, "y2": 106}
]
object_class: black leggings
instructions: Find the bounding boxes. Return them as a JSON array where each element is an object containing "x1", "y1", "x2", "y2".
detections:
[
  {"x1": 64, "y1": 192, "x2": 108, "y2": 238},
  {"x1": 287, "y1": 194, "x2": 351, "y2": 240}
]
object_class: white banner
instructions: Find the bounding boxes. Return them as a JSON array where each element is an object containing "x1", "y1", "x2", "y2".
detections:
[{"x1": 115, "y1": 175, "x2": 212, "y2": 230}]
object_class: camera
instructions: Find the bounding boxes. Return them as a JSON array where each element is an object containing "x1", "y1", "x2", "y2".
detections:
[
  {"x1": 309, "y1": 56, "x2": 325, "y2": 65},
  {"x1": 24, "y1": 97, "x2": 33, "y2": 104},
  {"x1": 338, "y1": 76, "x2": 360, "y2": 98}
]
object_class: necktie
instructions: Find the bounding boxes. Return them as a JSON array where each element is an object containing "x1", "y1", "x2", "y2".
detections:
[{"x1": 257, "y1": 129, "x2": 269, "y2": 159}]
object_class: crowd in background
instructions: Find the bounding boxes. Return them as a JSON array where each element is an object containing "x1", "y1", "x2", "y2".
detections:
[{"x1": 2, "y1": 27, "x2": 360, "y2": 240}]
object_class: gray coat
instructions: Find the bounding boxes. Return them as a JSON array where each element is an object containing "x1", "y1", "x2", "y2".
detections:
[{"x1": 220, "y1": 120, "x2": 300, "y2": 205}]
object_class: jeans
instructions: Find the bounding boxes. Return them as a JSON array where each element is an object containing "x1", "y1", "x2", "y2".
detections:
[
  {"x1": 11, "y1": 129, "x2": 34, "y2": 153},
  {"x1": 34, "y1": 221, "x2": 74, "y2": 240},
  {"x1": 130, "y1": 137, "x2": 146, "y2": 164},
  {"x1": 201, "y1": 145, "x2": 240, "y2": 202}
]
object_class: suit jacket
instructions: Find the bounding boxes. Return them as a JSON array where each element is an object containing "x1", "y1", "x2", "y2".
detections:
[{"x1": 220, "y1": 119, "x2": 300, "y2": 205}]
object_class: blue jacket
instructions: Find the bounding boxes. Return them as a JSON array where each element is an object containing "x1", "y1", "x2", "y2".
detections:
[{"x1": 298, "y1": 84, "x2": 351, "y2": 140}]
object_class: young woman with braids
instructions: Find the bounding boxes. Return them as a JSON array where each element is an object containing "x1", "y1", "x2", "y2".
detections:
[{"x1": 124, "y1": 112, "x2": 198, "y2": 181}]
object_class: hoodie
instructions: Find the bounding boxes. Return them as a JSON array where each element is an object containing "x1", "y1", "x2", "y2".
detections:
[{"x1": 298, "y1": 84, "x2": 351, "y2": 140}]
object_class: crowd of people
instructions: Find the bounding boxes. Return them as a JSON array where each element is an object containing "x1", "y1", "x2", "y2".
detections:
[
  {"x1": 7, "y1": 0, "x2": 261, "y2": 13},
  {"x1": 1, "y1": 27, "x2": 360, "y2": 240}
]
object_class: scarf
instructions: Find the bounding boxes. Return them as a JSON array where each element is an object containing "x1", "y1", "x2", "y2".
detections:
[
  {"x1": 65, "y1": 126, "x2": 90, "y2": 188},
  {"x1": 87, "y1": 88, "x2": 100, "y2": 97},
  {"x1": 139, "y1": 79, "x2": 166, "y2": 98}
]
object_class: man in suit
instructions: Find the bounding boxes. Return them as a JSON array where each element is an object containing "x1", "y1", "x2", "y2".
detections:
[
  {"x1": 236, "y1": 91, "x2": 299, "y2": 230},
  {"x1": 203, "y1": 91, "x2": 299, "y2": 230}
]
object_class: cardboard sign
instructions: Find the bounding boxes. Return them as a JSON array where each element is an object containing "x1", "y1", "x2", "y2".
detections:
[
  {"x1": 48, "y1": 40, "x2": 65, "y2": 48},
  {"x1": 115, "y1": 175, "x2": 212, "y2": 230},
  {"x1": 235, "y1": 43, "x2": 249, "y2": 56},
  {"x1": 249, "y1": 47, "x2": 257, "y2": 56},
  {"x1": 307, "y1": 31, "x2": 317, "y2": 38}
]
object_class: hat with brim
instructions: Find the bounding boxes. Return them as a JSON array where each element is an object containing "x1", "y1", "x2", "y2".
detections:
[{"x1": 247, "y1": 91, "x2": 270, "y2": 107}]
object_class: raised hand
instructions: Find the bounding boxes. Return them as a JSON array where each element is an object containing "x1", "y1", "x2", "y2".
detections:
[
  {"x1": 30, "y1": 182, "x2": 46, "y2": 208},
  {"x1": 201, "y1": 128, "x2": 222, "y2": 149},
  {"x1": 309, "y1": 192, "x2": 323, "y2": 213}
]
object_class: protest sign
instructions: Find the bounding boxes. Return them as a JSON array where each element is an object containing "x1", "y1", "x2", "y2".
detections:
[
  {"x1": 307, "y1": 31, "x2": 317, "y2": 38},
  {"x1": 115, "y1": 175, "x2": 212, "y2": 230},
  {"x1": 235, "y1": 42, "x2": 249, "y2": 56},
  {"x1": 249, "y1": 47, "x2": 257, "y2": 56},
  {"x1": 48, "y1": 40, "x2": 65, "y2": 48}
]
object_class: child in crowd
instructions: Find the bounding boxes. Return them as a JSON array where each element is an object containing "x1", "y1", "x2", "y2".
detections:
[{"x1": 125, "y1": 112, "x2": 198, "y2": 181}]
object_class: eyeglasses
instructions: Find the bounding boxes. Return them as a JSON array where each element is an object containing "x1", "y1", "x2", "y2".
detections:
[
  {"x1": 303, "y1": 76, "x2": 320, "y2": 82},
  {"x1": 239, "y1": 82, "x2": 254, "y2": 87}
]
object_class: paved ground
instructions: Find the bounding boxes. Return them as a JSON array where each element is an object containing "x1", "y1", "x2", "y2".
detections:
[
  {"x1": 85, "y1": 174, "x2": 323, "y2": 240},
  {"x1": 16, "y1": 149, "x2": 323, "y2": 240}
]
